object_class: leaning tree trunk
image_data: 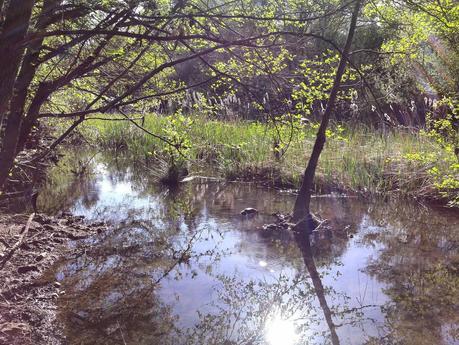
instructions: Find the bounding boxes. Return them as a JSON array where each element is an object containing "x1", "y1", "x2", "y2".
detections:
[
  {"x1": 0, "y1": 0, "x2": 35, "y2": 190},
  {"x1": 292, "y1": 0, "x2": 361, "y2": 227},
  {"x1": 12, "y1": 0, "x2": 60, "y2": 156},
  {"x1": 0, "y1": 0, "x2": 35, "y2": 121}
]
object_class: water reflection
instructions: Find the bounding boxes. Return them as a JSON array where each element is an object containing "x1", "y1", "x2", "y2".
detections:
[
  {"x1": 295, "y1": 231, "x2": 340, "y2": 345},
  {"x1": 38, "y1": 151, "x2": 459, "y2": 344},
  {"x1": 265, "y1": 313, "x2": 298, "y2": 345}
]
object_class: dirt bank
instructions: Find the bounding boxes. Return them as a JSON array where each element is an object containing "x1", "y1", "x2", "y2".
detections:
[{"x1": 0, "y1": 213, "x2": 107, "y2": 345}]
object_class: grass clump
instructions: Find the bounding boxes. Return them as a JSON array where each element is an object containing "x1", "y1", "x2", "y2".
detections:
[{"x1": 74, "y1": 113, "x2": 458, "y2": 205}]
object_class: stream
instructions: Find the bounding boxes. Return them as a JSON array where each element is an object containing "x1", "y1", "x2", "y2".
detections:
[{"x1": 36, "y1": 152, "x2": 459, "y2": 345}]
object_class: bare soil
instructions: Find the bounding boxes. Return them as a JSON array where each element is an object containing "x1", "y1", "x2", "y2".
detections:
[{"x1": 0, "y1": 213, "x2": 107, "y2": 345}]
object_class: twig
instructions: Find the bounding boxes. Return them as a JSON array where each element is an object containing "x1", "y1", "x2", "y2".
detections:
[
  {"x1": 117, "y1": 321, "x2": 127, "y2": 345},
  {"x1": 314, "y1": 218, "x2": 329, "y2": 231},
  {"x1": 86, "y1": 116, "x2": 144, "y2": 121},
  {"x1": 0, "y1": 213, "x2": 35, "y2": 270}
]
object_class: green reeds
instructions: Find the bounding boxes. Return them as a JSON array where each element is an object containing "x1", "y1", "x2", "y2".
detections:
[{"x1": 70, "y1": 114, "x2": 457, "y2": 204}]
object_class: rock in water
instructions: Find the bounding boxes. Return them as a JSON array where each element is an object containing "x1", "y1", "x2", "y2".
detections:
[
  {"x1": 240, "y1": 208, "x2": 258, "y2": 216},
  {"x1": 263, "y1": 223, "x2": 278, "y2": 231}
]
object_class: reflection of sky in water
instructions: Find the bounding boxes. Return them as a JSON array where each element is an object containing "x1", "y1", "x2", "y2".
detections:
[
  {"x1": 72, "y1": 163, "x2": 164, "y2": 224},
  {"x1": 265, "y1": 313, "x2": 298, "y2": 345},
  {"x1": 52, "y1": 160, "x2": 459, "y2": 345}
]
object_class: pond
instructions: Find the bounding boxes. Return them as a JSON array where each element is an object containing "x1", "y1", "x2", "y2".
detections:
[{"x1": 38, "y1": 152, "x2": 459, "y2": 345}]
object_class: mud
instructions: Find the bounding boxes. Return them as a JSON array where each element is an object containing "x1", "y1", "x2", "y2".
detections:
[{"x1": 0, "y1": 213, "x2": 107, "y2": 345}]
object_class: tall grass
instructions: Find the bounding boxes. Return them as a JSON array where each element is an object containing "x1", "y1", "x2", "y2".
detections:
[{"x1": 74, "y1": 113, "x2": 458, "y2": 204}]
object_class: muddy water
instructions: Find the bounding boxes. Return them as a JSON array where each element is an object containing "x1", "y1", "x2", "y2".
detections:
[{"x1": 40, "y1": 153, "x2": 459, "y2": 345}]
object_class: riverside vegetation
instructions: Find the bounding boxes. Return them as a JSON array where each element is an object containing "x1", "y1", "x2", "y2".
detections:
[
  {"x1": 1, "y1": 1, "x2": 458, "y2": 344},
  {"x1": 68, "y1": 112, "x2": 458, "y2": 206}
]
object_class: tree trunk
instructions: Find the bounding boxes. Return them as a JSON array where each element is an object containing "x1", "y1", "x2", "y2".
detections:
[
  {"x1": 292, "y1": 0, "x2": 361, "y2": 227},
  {"x1": 0, "y1": 1, "x2": 5, "y2": 30},
  {"x1": 0, "y1": 0, "x2": 35, "y2": 121},
  {"x1": 0, "y1": 1, "x2": 61, "y2": 189},
  {"x1": 0, "y1": 0, "x2": 35, "y2": 190},
  {"x1": 13, "y1": 0, "x2": 59, "y2": 155}
]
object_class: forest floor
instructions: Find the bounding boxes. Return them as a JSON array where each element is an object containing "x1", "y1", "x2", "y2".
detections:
[{"x1": 0, "y1": 213, "x2": 107, "y2": 345}]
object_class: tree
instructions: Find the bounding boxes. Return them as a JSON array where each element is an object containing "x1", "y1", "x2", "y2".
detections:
[
  {"x1": 0, "y1": 0, "x2": 36, "y2": 188},
  {"x1": 0, "y1": 0, "x2": 359, "y2": 192},
  {"x1": 292, "y1": 0, "x2": 362, "y2": 227},
  {"x1": 367, "y1": 0, "x2": 459, "y2": 96},
  {"x1": 0, "y1": 0, "x2": 280, "y2": 190}
]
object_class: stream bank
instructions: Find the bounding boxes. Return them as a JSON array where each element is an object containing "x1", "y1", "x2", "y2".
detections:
[{"x1": 0, "y1": 213, "x2": 108, "y2": 345}]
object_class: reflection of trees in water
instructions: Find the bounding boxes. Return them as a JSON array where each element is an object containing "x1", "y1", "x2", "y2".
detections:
[
  {"x1": 46, "y1": 154, "x2": 364, "y2": 344},
  {"x1": 44, "y1": 152, "x2": 459, "y2": 344},
  {"x1": 55, "y1": 217, "x2": 218, "y2": 345},
  {"x1": 53, "y1": 203, "x2": 365, "y2": 345},
  {"x1": 294, "y1": 233, "x2": 340, "y2": 345},
  {"x1": 184, "y1": 273, "x2": 316, "y2": 344},
  {"x1": 181, "y1": 236, "x2": 368, "y2": 345},
  {"x1": 361, "y1": 202, "x2": 459, "y2": 344},
  {"x1": 38, "y1": 150, "x2": 156, "y2": 215},
  {"x1": 38, "y1": 151, "x2": 100, "y2": 214}
]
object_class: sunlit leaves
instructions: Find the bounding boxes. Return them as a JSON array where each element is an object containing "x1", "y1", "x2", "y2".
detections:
[{"x1": 291, "y1": 52, "x2": 358, "y2": 116}]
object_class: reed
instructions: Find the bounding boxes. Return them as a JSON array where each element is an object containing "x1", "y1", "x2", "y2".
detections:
[{"x1": 73, "y1": 114, "x2": 458, "y2": 205}]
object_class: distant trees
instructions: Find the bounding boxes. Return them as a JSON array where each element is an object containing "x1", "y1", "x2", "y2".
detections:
[
  {"x1": 364, "y1": 0, "x2": 458, "y2": 137},
  {"x1": 368, "y1": 0, "x2": 458, "y2": 96}
]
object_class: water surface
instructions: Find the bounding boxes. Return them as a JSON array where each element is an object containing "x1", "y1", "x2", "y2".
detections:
[{"x1": 40, "y1": 153, "x2": 459, "y2": 345}]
